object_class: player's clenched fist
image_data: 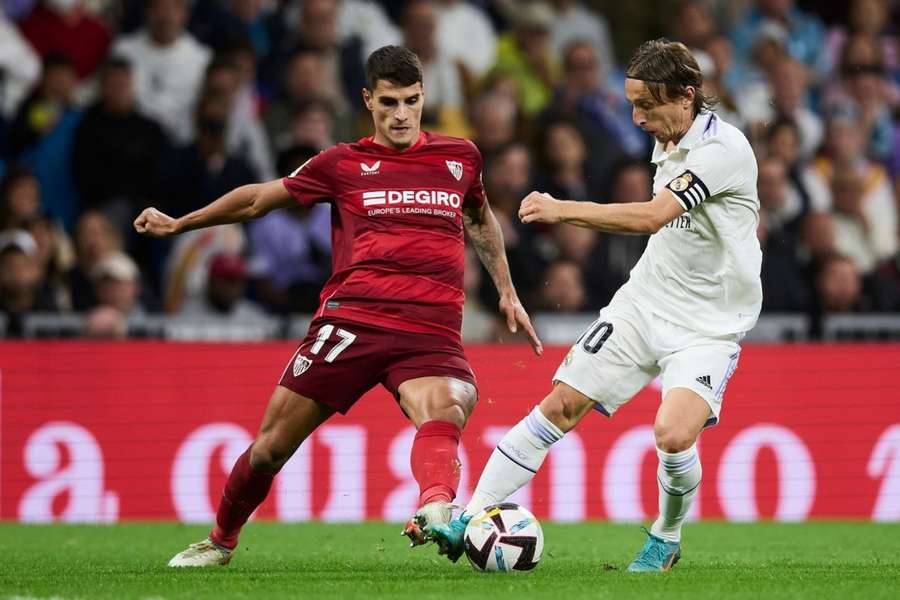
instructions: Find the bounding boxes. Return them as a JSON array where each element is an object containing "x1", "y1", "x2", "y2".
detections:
[
  {"x1": 518, "y1": 191, "x2": 564, "y2": 224},
  {"x1": 134, "y1": 207, "x2": 179, "y2": 238}
]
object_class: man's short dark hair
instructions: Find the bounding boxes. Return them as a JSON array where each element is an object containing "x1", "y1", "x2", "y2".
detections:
[
  {"x1": 625, "y1": 38, "x2": 716, "y2": 116},
  {"x1": 364, "y1": 45, "x2": 423, "y2": 90}
]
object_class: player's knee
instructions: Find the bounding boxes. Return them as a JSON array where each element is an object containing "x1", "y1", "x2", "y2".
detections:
[
  {"x1": 538, "y1": 386, "x2": 587, "y2": 433},
  {"x1": 653, "y1": 423, "x2": 695, "y2": 453},
  {"x1": 248, "y1": 438, "x2": 293, "y2": 474},
  {"x1": 435, "y1": 390, "x2": 475, "y2": 428}
]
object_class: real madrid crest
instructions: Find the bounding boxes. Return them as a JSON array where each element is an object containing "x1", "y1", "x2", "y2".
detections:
[{"x1": 670, "y1": 172, "x2": 692, "y2": 192}]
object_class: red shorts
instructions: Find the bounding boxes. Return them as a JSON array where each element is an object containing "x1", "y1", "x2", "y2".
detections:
[{"x1": 278, "y1": 317, "x2": 477, "y2": 414}]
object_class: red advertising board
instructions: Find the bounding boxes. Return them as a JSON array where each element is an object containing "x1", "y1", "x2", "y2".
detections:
[{"x1": 1, "y1": 342, "x2": 898, "y2": 522}]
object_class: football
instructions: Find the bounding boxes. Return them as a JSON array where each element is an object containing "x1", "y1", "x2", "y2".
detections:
[{"x1": 464, "y1": 503, "x2": 543, "y2": 572}]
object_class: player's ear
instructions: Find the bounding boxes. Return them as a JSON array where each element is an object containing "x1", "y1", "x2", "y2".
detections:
[
  {"x1": 362, "y1": 87, "x2": 374, "y2": 111},
  {"x1": 683, "y1": 86, "x2": 695, "y2": 110}
]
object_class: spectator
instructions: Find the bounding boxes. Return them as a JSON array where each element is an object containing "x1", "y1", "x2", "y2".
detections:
[
  {"x1": 402, "y1": 0, "x2": 469, "y2": 136},
  {"x1": 825, "y1": 0, "x2": 899, "y2": 85},
  {"x1": 20, "y1": 0, "x2": 111, "y2": 80},
  {"x1": 471, "y1": 92, "x2": 519, "y2": 159},
  {"x1": 334, "y1": 0, "x2": 401, "y2": 61},
  {"x1": 286, "y1": 99, "x2": 336, "y2": 150},
  {"x1": 249, "y1": 146, "x2": 331, "y2": 314},
  {"x1": 824, "y1": 34, "x2": 896, "y2": 163},
  {"x1": 461, "y1": 244, "x2": 499, "y2": 342},
  {"x1": 68, "y1": 210, "x2": 122, "y2": 310},
  {"x1": 765, "y1": 118, "x2": 830, "y2": 229},
  {"x1": 731, "y1": 0, "x2": 828, "y2": 82},
  {"x1": 545, "y1": 222, "x2": 611, "y2": 308},
  {"x1": 492, "y1": 1, "x2": 560, "y2": 117},
  {"x1": 541, "y1": 41, "x2": 642, "y2": 183},
  {"x1": 669, "y1": 0, "x2": 717, "y2": 52},
  {"x1": 756, "y1": 154, "x2": 820, "y2": 234},
  {"x1": 264, "y1": 0, "x2": 365, "y2": 121},
  {"x1": 768, "y1": 57, "x2": 823, "y2": 159},
  {"x1": 756, "y1": 157, "x2": 813, "y2": 311},
  {"x1": 535, "y1": 260, "x2": 586, "y2": 312},
  {"x1": 730, "y1": 18, "x2": 790, "y2": 125},
  {"x1": 83, "y1": 304, "x2": 128, "y2": 338},
  {"x1": 0, "y1": 166, "x2": 41, "y2": 230},
  {"x1": 533, "y1": 119, "x2": 597, "y2": 201},
  {"x1": 8, "y1": 54, "x2": 82, "y2": 230},
  {"x1": 156, "y1": 94, "x2": 258, "y2": 217},
  {"x1": 72, "y1": 57, "x2": 166, "y2": 232},
  {"x1": 178, "y1": 251, "x2": 267, "y2": 319},
  {"x1": 703, "y1": 35, "x2": 744, "y2": 126},
  {"x1": 814, "y1": 253, "x2": 864, "y2": 313},
  {"x1": 112, "y1": 0, "x2": 212, "y2": 143},
  {"x1": 800, "y1": 211, "x2": 838, "y2": 263},
  {"x1": 0, "y1": 230, "x2": 61, "y2": 337},
  {"x1": 90, "y1": 250, "x2": 147, "y2": 318},
  {"x1": 829, "y1": 167, "x2": 897, "y2": 275},
  {"x1": 270, "y1": 0, "x2": 400, "y2": 63},
  {"x1": 189, "y1": 0, "x2": 275, "y2": 58},
  {"x1": 434, "y1": 0, "x2": 497, "y2": 81},
  {"x1": 162, "y1": 222, "x2": 247, "y2": 314},
  {"x1": 0, "y1": 10, "x2": 40, "y2": 119},
  {"x1": 477, "y1": 142, "x2": 542, "y2": 308},
  {"x1": 199, "y1": 57, "x2": 275, "y2": 181},
  {"x1": 590, "y1": 159, "x2": 652, "y2": 305},
  {"x1": 24, "y1": 212, "x2": 75, "y2": 311},
  {"x1": 813, "y1": 113, "x2": 897, "y2": 274},
  {"x1": 264, "y1": 49, "x2": 353, "y2": 152},
  {"x1": 549, "y1": 0, "x2": 616, "y2": 87}
]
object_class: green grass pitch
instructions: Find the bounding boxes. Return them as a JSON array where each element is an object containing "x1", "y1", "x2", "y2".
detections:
[{"x1": 1, "y1": 522, "x2": 898, "y2": 599}]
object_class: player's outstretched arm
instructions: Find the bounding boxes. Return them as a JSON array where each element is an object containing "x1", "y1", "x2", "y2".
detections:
[
  {"x1": 463, "y1": 203, "x2": 543, "y2": 355},
  {"x1": 133, "y1": 179, "x2": 294, "y2": 238},
  {"x1": 518, "y1": 188, "x2": 685, "y2": 234}
]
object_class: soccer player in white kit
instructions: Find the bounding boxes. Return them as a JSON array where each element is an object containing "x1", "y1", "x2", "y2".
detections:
[{"x1": 428, "y1": 39, "x2": 762, "y2": 572}]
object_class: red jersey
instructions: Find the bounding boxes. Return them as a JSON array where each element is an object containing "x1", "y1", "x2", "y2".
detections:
[{"x1": 282, "y1": 131, "x2": 487, "y2": 341}]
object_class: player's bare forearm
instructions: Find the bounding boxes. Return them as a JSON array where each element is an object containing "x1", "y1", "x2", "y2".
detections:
[
  {"x1": 518, "y1": 190, "x2": 685, "y2": 235},
  {"x1": 559, "y1": 200, "x2": 661, "y2": 234},
  {"x1": 463, "y1": 204, "x2": 515, "y2": 296},
  {"x1": 464, "y1": 203, "x2": 543, "y2": 355},
  {"x1": 134, "y1": 180, "x2": 293, "y2": 237},
  {"x1": 177, "y1": 181, "x2": 293, "y2": 233}
]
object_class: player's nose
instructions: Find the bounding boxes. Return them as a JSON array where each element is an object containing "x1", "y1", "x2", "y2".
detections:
[{"x1": 632, "y1": 106, "x2": 644, "y2": 127}]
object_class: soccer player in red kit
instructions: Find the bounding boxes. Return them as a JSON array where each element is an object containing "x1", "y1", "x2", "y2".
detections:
[{"x1": 134, "y1": 45, "x2": 542, "y2": 567}]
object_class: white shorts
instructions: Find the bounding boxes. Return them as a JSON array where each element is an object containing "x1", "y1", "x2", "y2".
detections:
[{"x1": 553, "y1": 296, "x2": 742, "y2": 426}]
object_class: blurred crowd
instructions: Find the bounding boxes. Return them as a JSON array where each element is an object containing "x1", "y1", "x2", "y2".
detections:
[{"x1": 0, "y1": 0, "x2": 899, "y2": 340}]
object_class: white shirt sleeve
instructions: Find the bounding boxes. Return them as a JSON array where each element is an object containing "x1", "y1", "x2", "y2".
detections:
[{"x1": 665, "y1": 139, "x2": 745, "y2": 211}]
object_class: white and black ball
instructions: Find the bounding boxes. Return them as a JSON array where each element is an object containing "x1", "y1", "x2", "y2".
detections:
[{"x1": 464, "y1": 503, "x2": 543, "y2": 572}]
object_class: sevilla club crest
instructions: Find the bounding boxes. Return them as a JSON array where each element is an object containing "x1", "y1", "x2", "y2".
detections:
[
  {"x1": 446, "y1": 160, "x2": 463, "y2": 181},
  {"x1": 293, "y1": 354, "x2": 312, "y2": 377}
]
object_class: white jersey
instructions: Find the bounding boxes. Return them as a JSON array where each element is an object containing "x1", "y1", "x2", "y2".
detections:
[{"x1": 618, "y1": 112, "x2": 762, "y2": 337}]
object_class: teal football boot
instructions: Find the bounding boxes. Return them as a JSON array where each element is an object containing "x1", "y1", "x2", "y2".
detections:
[
  {"x1": 425, "y1": 513, "x2": 472, "y2": 562},
  {"x1": 626, "y1": 528, "x2": 681, "y2": 572}
]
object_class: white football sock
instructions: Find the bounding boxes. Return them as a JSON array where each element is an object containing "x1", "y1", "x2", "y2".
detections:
[
  {"x1": 650, "y1": 444, "x2": 701, "y2": 543},
  {"x1": 463, "y1": 407, "x2": 563, "y2": 517}
]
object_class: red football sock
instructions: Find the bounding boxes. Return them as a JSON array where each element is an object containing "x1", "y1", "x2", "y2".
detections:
[
  {"x1": 209, "y1": 448, "x2": 274, "y2": 549},
  {"x1": 411, "y1": 420, "x2": 462, "y2": 507}
]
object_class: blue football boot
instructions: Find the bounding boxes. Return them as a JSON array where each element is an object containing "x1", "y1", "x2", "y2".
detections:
[
  {"x1": 626, "y1": 528, "x2": 681, "y2": 572},
  {"x1": 424, "y1": 512, "x2": 472, "y2": 562}
]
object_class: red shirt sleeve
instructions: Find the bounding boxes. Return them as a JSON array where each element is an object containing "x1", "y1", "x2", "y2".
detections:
[
  {"x1": 281, "y1": 148, "x2": 337, "y2": 207},
  {"x1": 463, "y1": 141, "x2": 487, "y2": 209}
]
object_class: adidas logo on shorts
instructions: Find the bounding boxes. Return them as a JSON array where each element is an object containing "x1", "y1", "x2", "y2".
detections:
[{"x1": 695, "y1": 375, "x2": 712, "y2": 390}]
